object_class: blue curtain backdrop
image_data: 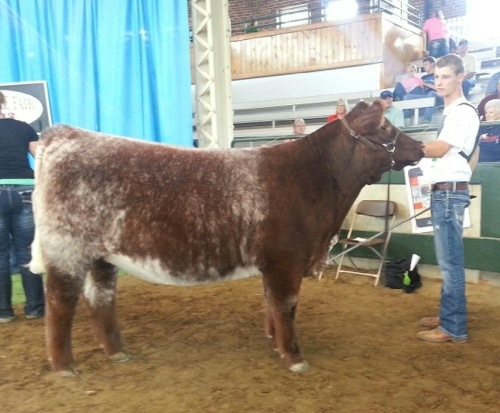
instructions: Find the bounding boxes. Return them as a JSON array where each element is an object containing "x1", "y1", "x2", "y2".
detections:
[{"x1": 0, "y1": 0, "x2": 192, "y2": 146}]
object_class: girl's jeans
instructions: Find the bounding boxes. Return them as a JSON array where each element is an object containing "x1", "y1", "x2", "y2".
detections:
[
  {"x1": 431, "y1": 188, "x2": 470, "y2": 340},
  {"x1": 428, "y1": 38, "x2": 450, "y2": 59},
  {"x1": 0, "y1": 185, "x2": 44, "y2": 318}
]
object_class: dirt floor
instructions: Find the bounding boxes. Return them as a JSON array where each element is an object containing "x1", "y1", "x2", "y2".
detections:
[{"x1": 1, "y1": 269, "x2": 499, "y2": 413}]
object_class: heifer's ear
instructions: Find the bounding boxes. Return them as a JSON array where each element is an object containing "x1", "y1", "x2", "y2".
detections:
[
  {"x1": 350, "y1": 100, "x2": 384, "y2": 134},
  {"x1": 346, "y1": 101, "x2": 369, "y2": 120}
]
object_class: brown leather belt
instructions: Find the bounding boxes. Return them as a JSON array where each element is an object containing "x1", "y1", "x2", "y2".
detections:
[{"x1": 431, "y1": 182, "x2": 469, "y2": 191}]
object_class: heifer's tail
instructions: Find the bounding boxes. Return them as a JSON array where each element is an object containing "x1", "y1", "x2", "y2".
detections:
[
  {"x1": 29, "y1": 143, "x2": 47, "y2": 274},
  {"x1": 29, "y1": 227, "x2": 46, "y2": 274}
]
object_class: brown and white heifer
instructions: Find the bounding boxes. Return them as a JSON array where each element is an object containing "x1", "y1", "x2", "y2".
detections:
[{"x1": 30, "y1": 101, "x2": 424, "y2": 375}]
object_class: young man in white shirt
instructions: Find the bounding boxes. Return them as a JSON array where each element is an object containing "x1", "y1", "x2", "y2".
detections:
[{"x1": 417, "y1": 53, "x2": 480, "y2": 343}]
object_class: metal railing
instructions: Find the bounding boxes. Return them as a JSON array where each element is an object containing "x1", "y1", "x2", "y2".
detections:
[
  {"x1": 230, "y1": 120, "x2": 500, "y2": 148},
  {"x1": 232, "y1": 0, "x2": 422, "y2": 35}
]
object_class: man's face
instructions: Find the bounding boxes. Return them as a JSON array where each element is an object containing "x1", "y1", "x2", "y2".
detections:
[
  {"x1": 382, "y1": 97, "x2": 393, "y2": 109},
  {"x1": 434, "y1": 66, "x2": 464, "y2": 98},
  {"x1": 423, "y1": 61, "x2": 434, "y2": 73}
]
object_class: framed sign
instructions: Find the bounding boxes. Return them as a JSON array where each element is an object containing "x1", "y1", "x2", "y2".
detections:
[
  {"x1": 0, "y1": 81, "x2": 53, "y2": 133},
  {"x1": 404, "y1": 159, "x2": 470, "y2": 233}
]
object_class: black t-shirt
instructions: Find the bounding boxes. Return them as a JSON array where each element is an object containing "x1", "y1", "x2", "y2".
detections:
[{"x1": 0, "y1": 118, "x2": 39, "y2": 179}]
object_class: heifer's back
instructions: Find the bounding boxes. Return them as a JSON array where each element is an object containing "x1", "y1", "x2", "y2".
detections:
[{"x1": 31, "y1": 125, "x2": 270, "y2": 285}]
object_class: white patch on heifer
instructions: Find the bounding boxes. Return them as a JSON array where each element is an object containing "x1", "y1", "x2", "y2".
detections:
[
  {"x1": 84, "y1": 275, "x2": 115, "y2": 307},
  {"x1": 105, "y1": 254, "x2": 262, "y2": 286}
]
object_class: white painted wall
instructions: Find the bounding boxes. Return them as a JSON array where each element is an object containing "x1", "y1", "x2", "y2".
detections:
[{"x1": 231, "y1": 64, "x2": 382, "y2": 105}]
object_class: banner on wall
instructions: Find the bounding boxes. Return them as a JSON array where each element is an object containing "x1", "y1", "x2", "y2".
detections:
[
  {"x1": 404, "y1": 159, "x2": 470, "y2": 233},
  {"x1": 0, "y1": 81, "x2": 52, "y2": 133}
]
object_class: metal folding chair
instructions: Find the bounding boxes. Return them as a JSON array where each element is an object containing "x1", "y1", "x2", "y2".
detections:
[{"x1": 334, "y1": 200, "x2": 398, "y2": 286}]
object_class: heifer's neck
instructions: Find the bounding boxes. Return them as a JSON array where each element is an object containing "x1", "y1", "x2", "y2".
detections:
[
  {"x1": 299, "y1": 123, "x2": 390, "y2": 221},
  {"x1": 307, "y1": 123, "x2": 386, "y2": 190}
]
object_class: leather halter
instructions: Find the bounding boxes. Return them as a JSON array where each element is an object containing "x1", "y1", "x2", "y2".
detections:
[{"x1": 340, "y1": 117, "x2": 398, "y2": 168}]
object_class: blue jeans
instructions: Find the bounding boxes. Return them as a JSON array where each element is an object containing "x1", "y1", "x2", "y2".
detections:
[
  {"x1": 428, "y1": 38, "x2": 449, "y2": 59},
  {"x1": 0, "y1": 185, "x2": 44, "y2": 318},
  {"x1": 393, "y1": 83, "x2": 424, "y2": 102},
  {"x1": 403, "y1": 91, "x2": 442, "y2": 122},
  {"x1": 431, "y1": 188, "x2": 470, "y2": 340},
  {"x1": 462, "y1": 78, "x2": 476, "y2": 99}
]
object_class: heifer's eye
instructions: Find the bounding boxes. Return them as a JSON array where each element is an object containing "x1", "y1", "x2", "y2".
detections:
[{"x1": 381, "y1": 125, "x2": 388, "y2": 132}]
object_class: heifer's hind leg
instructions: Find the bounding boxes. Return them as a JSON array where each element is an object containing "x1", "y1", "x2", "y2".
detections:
[
  {"x1": 45, "y1": 267, "x2": 83, "y2": 374},
  {"x1": 82, "y1": 259, "x2": 129, "y2": 363},
  {"x1": 263, "y1": 275, "x2": 309, "y2": 373}
]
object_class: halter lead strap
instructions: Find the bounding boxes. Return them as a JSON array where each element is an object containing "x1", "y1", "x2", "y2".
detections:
[{"x1": 340, "y1": 117, "x2": 398, "y2": 168}]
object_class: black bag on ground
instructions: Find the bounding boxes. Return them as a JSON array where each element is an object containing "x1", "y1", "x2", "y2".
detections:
[{"x1": 384, "y1": 258, "x2": 422, "y2": 293}]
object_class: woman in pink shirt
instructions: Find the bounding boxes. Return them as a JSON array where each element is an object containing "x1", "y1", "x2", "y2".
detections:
[
  {"x1": 421, "y1": 10, "x2": 450, "y2": 58},
  {"x1": 393, "y1": 64, "x2": 424, "y2": 101}
]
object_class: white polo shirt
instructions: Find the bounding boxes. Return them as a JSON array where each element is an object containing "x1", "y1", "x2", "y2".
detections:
[
  {"x1": 461, "y1": 53, "x2": 478, "y2": 74},
  {"x1": 430, "y1": 97, "x2": 480, "y2": 183}
]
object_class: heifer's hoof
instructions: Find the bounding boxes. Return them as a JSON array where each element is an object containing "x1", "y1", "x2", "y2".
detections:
[
  {"x1": 289, "y1": 361, "x2": 310, "y2": 373},
  {"x1": 59, "y1": 368, "x2": 79, "y2": 378},
  {"x1": 109, "y1": 352, "x2": 130, "y2": 363}
]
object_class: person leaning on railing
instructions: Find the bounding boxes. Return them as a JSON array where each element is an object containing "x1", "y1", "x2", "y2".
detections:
[
  {"x1": 421, "y1": 10, "x2": 450, "y2": 59},
  {"x1": 0, "y1": 91, "x2": 45, "y2": 323}
]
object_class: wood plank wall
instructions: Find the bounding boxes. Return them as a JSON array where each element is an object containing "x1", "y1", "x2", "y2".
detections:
[{"x1": 228, "y1": 12, "x2": 424, "y2": 88}]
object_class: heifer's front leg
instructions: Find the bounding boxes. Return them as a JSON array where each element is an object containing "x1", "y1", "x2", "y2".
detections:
[
  {"x1": 263, "y1": 275, "x2": 310, "y2": 373},
  {"x1": 45, "y1": 267, "x2": 83, "y2": 375},
  {"x1": 263, "y1": 281, "x2": 277, "y2": 350},
  {"x1": 83, "y1": 260, "x2": 129, "y2": 363}
]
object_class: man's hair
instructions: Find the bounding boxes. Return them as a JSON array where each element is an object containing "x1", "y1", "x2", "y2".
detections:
[
  {"x1": 436, "y1": 53, "x2": 464, "y2": 75},
  {"x1": 423, "y1": 56, "x2": 436, "y2": 65}
]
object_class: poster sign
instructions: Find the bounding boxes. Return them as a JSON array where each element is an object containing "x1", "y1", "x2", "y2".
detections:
[
  {"x1": 0, "y1": 81, "x2": 52, "y2": 133},
  {"x1": 404, "y1": 159, "x2": 470, "y2": 233}
]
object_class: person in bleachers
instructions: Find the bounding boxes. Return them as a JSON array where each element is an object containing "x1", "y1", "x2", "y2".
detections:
[
  {"x1": 379, "y1": 90, "x2": 404, "y2": 127},
  {"x1": 326, "y1": 99, "x2": 349, "y2": 123},
  {"x1": 485, "y1": 71, "x2": 500, "y2": 96},
  {"x1": 402, "y1": 56, "x2": 442, "y2": 124},
  {"x1": 478, "y1": 99, "x2": 500, "y2": 162},
  {"x1": 456, "y1": 40, "x2": 477, "y2": 99},
  {"x1": 393, "y1": 64, "x2": 424, "y2": 102},
  {"x1": 421, "y1": 10, "x2": 450, "y2": 59},
  {"x1": 292, "y1": 118, "x2": 306, "y2": 136},
  {"x1": 477, "y1": 77, "x2": 500, "y2": 120},
  {"x1": 283, "y1": 118, "x2": 306, "y2": 143}
]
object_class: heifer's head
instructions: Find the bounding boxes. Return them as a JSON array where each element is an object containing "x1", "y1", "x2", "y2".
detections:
[{"x1": 336, "y1": 101, "x2": 424, "y2": 182}]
